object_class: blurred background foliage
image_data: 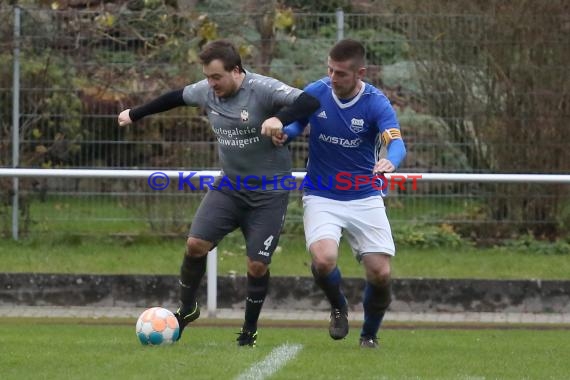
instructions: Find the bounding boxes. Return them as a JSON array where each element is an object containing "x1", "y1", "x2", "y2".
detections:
[{"x1": 1, "y1": 0, "x2": 568, "y2": 243}]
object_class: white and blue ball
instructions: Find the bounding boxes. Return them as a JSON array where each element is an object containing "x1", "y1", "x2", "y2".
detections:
[{"x1": 135, "y1": 307, "x2": 180, "y2": 345}]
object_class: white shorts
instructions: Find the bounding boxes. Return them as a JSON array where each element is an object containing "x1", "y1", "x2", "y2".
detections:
[{"x1": 303, "y1": 195, "x2": 395, "y2": 260}]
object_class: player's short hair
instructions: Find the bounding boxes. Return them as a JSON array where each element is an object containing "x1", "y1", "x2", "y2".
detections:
[
  {"x1": 199, "y1": 39, "x2": 245, "y2": 73},
  {"x1": 329, "y1": 39, "x2": 366, "y2": 69}
]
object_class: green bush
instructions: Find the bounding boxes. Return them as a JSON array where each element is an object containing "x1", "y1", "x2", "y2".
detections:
[
  {"x1": 394, "y1": 224, "x2": 467, "y2": 249},
  {"x1": 500, "y1": 234, "x2": 570, "y2": 255}
]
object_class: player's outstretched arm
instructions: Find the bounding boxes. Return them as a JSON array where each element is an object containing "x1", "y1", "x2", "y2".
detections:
[
  {"x1": 374, "y1": 137, "x2": 407, "y2": 174},
  {"x1": 261, "y1": 117, "x2": 284, "y2": 136},
  {"x1": 284, "y1": 121, "x2": 306, "y2": 141},
  {"x1": 271, "y1": 132, "x2": 288, "y2": 147},
  {"x1": 118, "y1": 109, "x2": 132, "y2": 126},
  {"x1": 386, "y1": 138, "x2": 406, "y2": 169},
  {"x1": 271, "y1": 120, "x2": 308, "y2": 147},
  {"x1": 373, "y1": 158, "x2": 396, "y2": 174},
  {"x1": 261, "y1": 92, "x2": 319, "y2": 136},
  {"x1": 118, "y1": 88, "x2": 186, "y2": 126}
]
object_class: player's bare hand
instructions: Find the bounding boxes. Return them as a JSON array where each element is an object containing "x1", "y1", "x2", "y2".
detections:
[
  {"x1": 261, "y1": 117, "x2": 284, "y2": 137},
  {"x1": 118, "y1": 109, "x2": 132, "y2": 127},
  {"x1": 272, "y1": 132, "x2": 288, "y2": 147},
  {"x1": 373, "y1": 158, "x2": 395, "y2": 174}
]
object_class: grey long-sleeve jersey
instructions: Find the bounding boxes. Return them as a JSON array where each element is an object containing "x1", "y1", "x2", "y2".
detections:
[{"x1": 183, "y1": 72, "x2": 303, "y2": 189}]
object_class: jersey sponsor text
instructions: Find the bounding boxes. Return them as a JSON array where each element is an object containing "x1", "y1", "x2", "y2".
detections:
[
  {"x1": 318, "y1": 133, "x2": 361, "y2": 148},
  {"x1": 217, "y1": 136, "x2": 260, "y2": 148}
]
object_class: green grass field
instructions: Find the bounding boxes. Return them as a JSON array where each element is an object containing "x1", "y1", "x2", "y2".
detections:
[
  {"x1": 1, "y1": 232, "x2": 569, "y2": 280},
  {"x1": 3, "y1": 195, "x2": 569, "y2": 379},
  {"x1": 1, "y1": 318, "x2": 569, "y2": 380}
]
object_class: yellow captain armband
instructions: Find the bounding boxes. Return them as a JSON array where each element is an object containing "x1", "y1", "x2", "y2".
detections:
[{"x1": 381, "y1": 128, "x2": 402, "y2": 145}]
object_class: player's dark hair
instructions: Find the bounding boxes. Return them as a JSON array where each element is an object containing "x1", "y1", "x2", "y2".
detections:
[
  {"x1": 199, "y1": 39, "x2": 245, "y2": 73},
  {"x1": 329, "y1": 38, "x2": 365, "y2": 68}
]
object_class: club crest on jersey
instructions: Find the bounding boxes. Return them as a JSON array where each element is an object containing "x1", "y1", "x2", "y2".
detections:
[
  {"x1": 241, "y1": 109, "x2": 249, "y2": 122},
  {"x1": 350, "y1": 118, "x2": 365, "y2": 133},
  {"x1": 275, "y1": 84, "x2": 293, "y2": 95}
]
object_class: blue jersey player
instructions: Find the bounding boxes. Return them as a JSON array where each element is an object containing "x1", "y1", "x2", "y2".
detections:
[{"x1": 268, "y1": 39, "x2": 406, "y2": 348}]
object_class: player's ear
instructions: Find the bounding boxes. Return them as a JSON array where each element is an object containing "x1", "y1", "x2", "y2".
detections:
[{"x1": 357, "y1": 66, "x2": 367, "y2": 79}]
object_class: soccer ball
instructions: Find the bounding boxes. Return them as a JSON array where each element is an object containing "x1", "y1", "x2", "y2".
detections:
[{"x1": 135, "y1": 307, "x2": 180, "y2": 345}]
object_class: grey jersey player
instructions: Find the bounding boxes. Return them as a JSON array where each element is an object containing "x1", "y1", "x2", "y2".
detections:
[
  {"x1": 118, "y1": 39, "x2": 320, "y2": 347},
  {"x1": 182, "y1": 73, "x2": 299, "y2": 186}
]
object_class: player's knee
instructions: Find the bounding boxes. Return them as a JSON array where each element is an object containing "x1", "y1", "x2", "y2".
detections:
[
  {"x1": 369, "y1": 265, "x2": 391, "y2": 285},
  {"x1": 247, "y1": 259, "x2": 268, "y2": 277},
  {"x1": 310, "y1": 248, "x2": 338, "y2": 275},
  {"x1": 186, "y1": 237, "x2": 211, "y2": 258},
  {"x1": 364, "y1": 255, "x2": 391, "y2": 285},
  {"x1": 311, "y1": 256, "x2": 336, "y2": 276}
]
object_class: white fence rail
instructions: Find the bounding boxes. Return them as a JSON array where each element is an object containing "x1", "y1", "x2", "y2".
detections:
[{"x1": 2, "y1": 168, "x2": 570, "y2": 182}]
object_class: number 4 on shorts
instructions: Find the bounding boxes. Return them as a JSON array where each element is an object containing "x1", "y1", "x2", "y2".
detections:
[{"x1": 263, "y1": 235, "x2": 274, "y2": 251}]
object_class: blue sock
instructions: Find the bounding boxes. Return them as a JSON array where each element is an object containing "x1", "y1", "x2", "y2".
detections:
[
  {"x1": 360, "y1": 283, "x2": 386, "y2": 338},
  {"x1": 312, "y1": 264, "x2": 347, "y2": 309}
]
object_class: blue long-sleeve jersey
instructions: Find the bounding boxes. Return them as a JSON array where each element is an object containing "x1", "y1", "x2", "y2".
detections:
[{"x1": 284, "y1": 77, "x2": 406, "y2": 201}]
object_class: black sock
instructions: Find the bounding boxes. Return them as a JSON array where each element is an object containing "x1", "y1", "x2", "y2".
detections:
[
  {"x1": 243, "y1": 271, "x2": 270, "y2": 332},
  {"x1": 311, "y1": 264, "x2": 347, "y2": 309},
  {"x1": 179, "y1": 254, "x2": 207, "y2": 312}
]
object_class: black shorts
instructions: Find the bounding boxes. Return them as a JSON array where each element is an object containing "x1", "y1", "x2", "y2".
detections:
[{"x1": 189, "y1": 188, "x2": 290, "y2": 264}]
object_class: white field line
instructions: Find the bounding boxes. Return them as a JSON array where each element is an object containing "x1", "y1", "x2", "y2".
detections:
[{"x1": 235, "y1": 343, "x2": 303, "y2": 380}]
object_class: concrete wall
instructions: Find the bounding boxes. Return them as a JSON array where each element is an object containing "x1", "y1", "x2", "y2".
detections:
[{"x1": 1, "y1": 273, "x2": 569, "y2": 313}]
